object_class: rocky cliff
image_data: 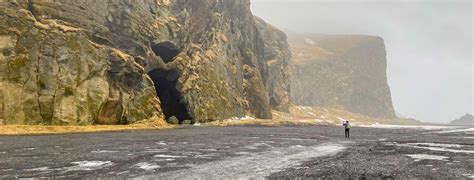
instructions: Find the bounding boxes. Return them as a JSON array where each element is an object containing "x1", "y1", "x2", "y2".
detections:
[
  {"x1": 254, "y1": 17, "x2": 291, "y2": 112},
  {"x1": 289, "y1": 33, "x2": 396, "y2": 118},
  {"x1": 0, "y1": 0, "x2": 291, "y2": 125},
  {"x1": 450, "y1": 113, "x2": 473, "y2": 126}
]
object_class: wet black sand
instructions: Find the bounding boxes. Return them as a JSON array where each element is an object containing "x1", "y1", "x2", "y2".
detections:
[{"x1": 0, "y1": 125, "x2": 472, "y2": 179}]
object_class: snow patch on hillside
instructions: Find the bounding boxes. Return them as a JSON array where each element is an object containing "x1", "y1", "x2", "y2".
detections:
[{"x1": 304, "y1": 38, "x2": 317, "y2": 45}]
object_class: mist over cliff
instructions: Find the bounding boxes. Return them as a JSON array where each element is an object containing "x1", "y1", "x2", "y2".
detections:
[
  {"x1": 250, "y1": 0, "x2": 473, "y2": 123},
  {"x1": 289, "y1": 33, "x2": 396, "y2": 118},
  {"x1": 1, "y1": 0, "x2": 397, "y2": 125}
]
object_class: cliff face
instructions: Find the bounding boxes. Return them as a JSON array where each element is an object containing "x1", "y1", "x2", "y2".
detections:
[
  {"x1": 0, "y1": 0, "x2": 288, "y2": 125},
  {"x1": 168, "y1": 0, "x2": 272, "y2": 122},
  {"x1": 0, "y1": 1, "x2": 167, "y2": 125},
  {"x1": 289, "y1": 34, "x2": 396, "y2": 118},
  {"x1": 254, "y1": 17, "x2": 291, "y2": 112}
]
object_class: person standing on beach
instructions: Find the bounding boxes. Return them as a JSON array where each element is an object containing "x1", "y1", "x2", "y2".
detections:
[{"x1": 343, "y1": 121, "x2": 351, "y2": 138}]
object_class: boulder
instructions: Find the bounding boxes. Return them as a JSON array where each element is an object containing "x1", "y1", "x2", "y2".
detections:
[{"x1": 167, "y1": 116, "x2": 179, "y2": 125}]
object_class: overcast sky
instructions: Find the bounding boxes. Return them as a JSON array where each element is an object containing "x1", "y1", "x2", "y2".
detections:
[{"x1": 251, "y1": 0, "x2": 473, "y2": 123}]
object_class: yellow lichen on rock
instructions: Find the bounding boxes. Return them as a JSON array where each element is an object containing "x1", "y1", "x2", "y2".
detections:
[
  {"x1": 39, "y1": 19, "x2": 80, "y2": 33},
  {"x1": 158, "y1": 0, "x2": 171, "y2": 6}
]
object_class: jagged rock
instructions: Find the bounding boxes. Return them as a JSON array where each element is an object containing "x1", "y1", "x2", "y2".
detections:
[
  {"x1": 255, "y1": 16, "x2": 291, "y2": 112},
  {"x1": 288, "y1": 34, "x2": 396, "y2": 118},
  {"x1": 450, "y1": 113, "x2": 473, "y2": 126}
]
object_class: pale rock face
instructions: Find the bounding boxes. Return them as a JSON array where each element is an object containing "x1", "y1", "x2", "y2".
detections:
[{"x1": 289, "y1": 34, "x2": 396, "y2": 118}]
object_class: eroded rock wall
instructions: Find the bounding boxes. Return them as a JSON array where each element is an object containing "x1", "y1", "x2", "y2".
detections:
[
  {"x1": 0, "y1": 0, "x2": 289, "y2": 125},
  {"x1": 0, "y1": 2, "x2": 163, "y2": 125},
  {"x1": 170, "y1": 0, "x2": 272, "y2": 122},
  {"x1": 289, "y1": 34, "x2": 396, "y2": 118}
]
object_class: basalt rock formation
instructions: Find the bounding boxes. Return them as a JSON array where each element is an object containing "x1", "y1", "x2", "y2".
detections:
[
  {"x1": 0, "y1": 0, "x2": 288, "y2": 125},
  {"x1": 288, "y1": 34, "x2": 396, "y2": 118}
]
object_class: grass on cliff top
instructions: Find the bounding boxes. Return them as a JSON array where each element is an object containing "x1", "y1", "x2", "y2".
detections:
[{"x1": 0, "y1": 117, "x2": 173, "y2": 135}]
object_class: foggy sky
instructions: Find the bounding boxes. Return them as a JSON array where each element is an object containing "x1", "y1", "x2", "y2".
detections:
[{"x1": 251, "y1": 0, "x2": 473, "y2": 123}]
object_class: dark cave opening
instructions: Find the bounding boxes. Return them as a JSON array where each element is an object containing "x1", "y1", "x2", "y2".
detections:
[
  {"x1": 151, "y1": 42, "x2": 181, "y2": 63},
  {"x1": 148, "y1": 68, "x2": 192, "y2": 123}
]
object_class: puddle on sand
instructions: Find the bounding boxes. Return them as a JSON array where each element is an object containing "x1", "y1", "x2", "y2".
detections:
[
  {"x1": 462, "y1": 174, "x2": 474, "y2": 178},
  {"x1": 244, "y1": 142, "x2": 274, "y2": 150},
  {"x1": 153, "y1": 154, "x2": 184, "y2": 158},
  {"x1": 25, "y1": 167, "x2": 50, "y2": 171},
  {"x1": 406, "y1": 143, "x2": 462, "y2": 148},
  {"x1": 155, "y1": 141, "x2": 167, "y2": 145},
  {"x1": 386, "y1": 142, "x2": 474, "y2": 154},
  {"x1": 91, "y1": 150, "x2": 118, "y2": 153},
  {"x1": 405, "y1": 154, "x2": 449, "y2": 161},
  {"x1": 65, "y1": 161, "x2": 114, "y2": 171},
  {"x1": 135, "y1": 162, "x2": 160, "y2": 171},
  {"x1": 154, "y1": 158, "x2": 175, "y2": 162},
  {"x1": 235, "y1": 152, "x2": 252, "y2": 155}
]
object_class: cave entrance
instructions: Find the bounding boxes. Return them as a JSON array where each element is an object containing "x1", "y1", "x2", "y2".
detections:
[
  {"x1": 148, "y1": 68, "x2": 192, "y2": 123},
  {"x1": 151, "y1": 41, "x2": 181, "y2": 63}
]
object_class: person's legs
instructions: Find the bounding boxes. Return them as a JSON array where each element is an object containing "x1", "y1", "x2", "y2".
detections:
[
  {"x1": 347, "y1": 129, "x2": 350, "y2": 138},
  {"x1": 345, "y1": 129, "x2": 348, "y2": 138}
]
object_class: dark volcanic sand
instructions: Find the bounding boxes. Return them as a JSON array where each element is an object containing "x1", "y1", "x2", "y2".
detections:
[{"x1": 0, "y1": 125, "x2": 473, "y2": 179}]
